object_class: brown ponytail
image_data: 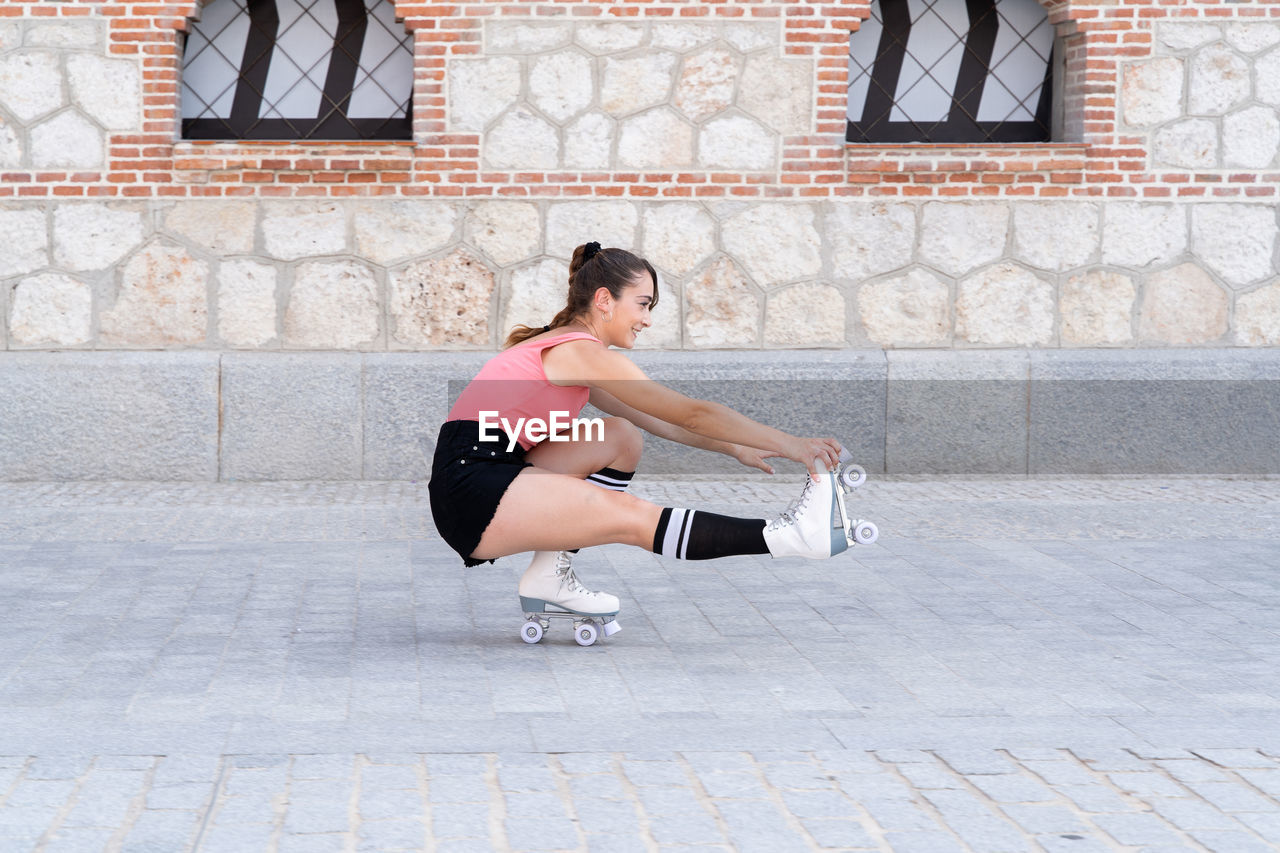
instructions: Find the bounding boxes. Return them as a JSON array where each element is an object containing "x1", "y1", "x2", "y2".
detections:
[{"x1": 504, "y1": 243, "x2": 659, "y2": 348}]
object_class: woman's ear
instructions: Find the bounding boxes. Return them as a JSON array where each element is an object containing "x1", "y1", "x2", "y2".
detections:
[{"x1": 593, "y1": 286, "x2": 614, "y2": 313}]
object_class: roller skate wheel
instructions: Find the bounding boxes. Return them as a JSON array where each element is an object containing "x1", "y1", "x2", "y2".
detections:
[
  {"x1": 574, "y1": 622, "x2": 598, "y2": 647},
  {"x1": 520, "y1": 620, "x2": 544, "y2": 644},
  {"x1": 852, "y1": 520, "x2": 879, "y2": 546},
  {"x1": 839, "y1": 464, "x2": 867, "y2": 491}
]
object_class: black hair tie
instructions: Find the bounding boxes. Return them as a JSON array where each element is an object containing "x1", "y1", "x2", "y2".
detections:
[
  {"x1": 583, "y1": 241, "x2": 602, "y2": 261},
  {"x1": 542, "y1": 325, "x2": 551, "y2": 332}
]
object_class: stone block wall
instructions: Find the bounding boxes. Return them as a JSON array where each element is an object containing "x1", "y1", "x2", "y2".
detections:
[
  {"x1": 1, "y1": 1, "x2": 1279, "y2": 479},
  {"x1": 0, "y1": 2, "x2": 1278, "y2": 355},
  {"x1": 3, "y1": 198, "x2": 1280, "y2": 351}
]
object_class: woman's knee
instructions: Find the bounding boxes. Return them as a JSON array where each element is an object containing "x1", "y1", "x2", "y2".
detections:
[{"x1": 604, "y1": 417, "x2": 644, "y2": 468}]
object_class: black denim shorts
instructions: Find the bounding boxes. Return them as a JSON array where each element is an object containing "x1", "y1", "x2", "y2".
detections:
[{"x1": 428, "y1": 420, "x2": 531, "y2": 567}]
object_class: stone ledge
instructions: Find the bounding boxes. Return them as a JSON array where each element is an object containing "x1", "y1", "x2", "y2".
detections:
[{"x1": 0, "y1": 350, "x2": 1276, "y2": 480}]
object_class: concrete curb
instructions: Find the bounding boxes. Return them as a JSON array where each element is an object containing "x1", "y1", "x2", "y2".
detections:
[{"x1": 1, "y1": 349, "x2": 1277, "y2": 480}]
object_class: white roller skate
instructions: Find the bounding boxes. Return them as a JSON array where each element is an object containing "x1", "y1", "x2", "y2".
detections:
[
  {"x1": 763, "y1": 448, "x2": 879, "y2": 559},
  {"x1": 517, "y1": 550, "x2": 621, "y2": 646}
]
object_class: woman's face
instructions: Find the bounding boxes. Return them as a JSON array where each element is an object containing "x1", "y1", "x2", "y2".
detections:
[{"x1": 602, "y1": 273, "x2": 655, "y2": 349}]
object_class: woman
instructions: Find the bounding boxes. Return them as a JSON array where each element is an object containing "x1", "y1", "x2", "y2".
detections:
[{"x1": 429, "y1": 241, "x2": 861, "y2": 639}]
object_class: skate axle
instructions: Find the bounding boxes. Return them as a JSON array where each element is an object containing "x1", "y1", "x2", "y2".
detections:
[
  {"x1": 832, "y1": 459, "x2": 878, "y2": 547},
  {"x1": 520, "y1": 611, "x2": 619, "y2": 646}
]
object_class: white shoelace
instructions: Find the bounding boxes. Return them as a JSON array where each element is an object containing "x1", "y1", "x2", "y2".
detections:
[
  {"x1": 768, "y1": 475, "x2": 815, "y2": 531},
  {"x1": 554, "y1": 551, "x2": 594, "y2": 597}
]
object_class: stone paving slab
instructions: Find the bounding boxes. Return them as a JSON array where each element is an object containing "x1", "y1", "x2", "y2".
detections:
[{"x1": 1, "y1": 478, "x2": 1279, "y2": 851}]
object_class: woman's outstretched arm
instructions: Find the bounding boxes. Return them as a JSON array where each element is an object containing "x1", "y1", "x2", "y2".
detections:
[{"x1": 545, "y1": 340, "x2": 840, "y2": 479}]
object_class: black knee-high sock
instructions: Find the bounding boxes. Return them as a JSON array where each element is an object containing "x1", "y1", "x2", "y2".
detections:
[
  {"x1": 651, "y1": 508, "x2": 768, "y2": 560},
  {"x1": 586, "y1": 466, "x2": 634, "y2": 492}
]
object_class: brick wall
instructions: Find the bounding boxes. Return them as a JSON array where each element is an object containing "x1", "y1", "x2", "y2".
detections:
[{"x1": 1, "y1": 0, "x2": 1279, "y2": 352}]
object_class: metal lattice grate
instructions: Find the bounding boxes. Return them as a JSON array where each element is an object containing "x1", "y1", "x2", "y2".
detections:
[
  {"x1": 847, "y1": 0, "x2": 1053, "y2": 144},
  {"x1": 181, "y1": 0, "x2": 412, "y2": 141}
]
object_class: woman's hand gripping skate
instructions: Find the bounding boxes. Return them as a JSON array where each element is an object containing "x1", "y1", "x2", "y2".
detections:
[{"x1": 735, "y1": 437, "x2": 843, "y2": 481}]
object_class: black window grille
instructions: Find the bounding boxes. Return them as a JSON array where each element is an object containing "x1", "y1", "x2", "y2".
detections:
[
  {"x1": 847, "y1": 0, "x2": 1053, "y2": 144},
  {"x1": 181, "y1": 0, "x2": 413, "y2": 141}
]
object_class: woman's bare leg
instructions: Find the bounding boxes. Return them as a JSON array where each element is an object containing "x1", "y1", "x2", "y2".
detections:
[
  {"x1": 522, "y1": 416, "x2": 643, "y2": 478},
  {"x1": 471, "y1": 468, "x2": 661, "y2": 560}
]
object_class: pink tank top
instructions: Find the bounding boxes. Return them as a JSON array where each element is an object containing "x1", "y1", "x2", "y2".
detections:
[{"x1": 446, "y1": 332, "x2": 600, "y2": 450}]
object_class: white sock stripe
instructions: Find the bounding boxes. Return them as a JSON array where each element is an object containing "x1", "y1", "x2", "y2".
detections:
[
  {"x1": 661, "y1": 508, "x2": 687, "y2": 558},
  {"x1": 677, "y1": 509, "x2": 695, "y2": 560},
  {"x1": 586, "y1": 473, "x2": 631, "y2": 491}
]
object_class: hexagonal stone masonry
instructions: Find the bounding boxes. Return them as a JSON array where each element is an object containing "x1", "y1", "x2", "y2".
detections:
[
  {"x1": 1153, "y1": 119, "x2": 1219, "y2": 169},
  {"x1": 353, "y1": 201, "x2": 456, "y2": 267},
  {"x1": 0, "y1": 117, "x2": 21, "y2": 168},
  {"x1": 502, "y1": 258, "x2": 569, "y2": 337},
  {"x1": 30, "y1": 110, "x2": 102, "y2": 169},
  {"x1": 24, "y1": 20, "x2": 102, "y2": 49},
  {"x1": 919, "y1": 203, "x2": 1009, "y2": 278},
  {"x1": 52, "y1": 203, "x2": 145, "y2": 272},
  {"x1": 100, "y1": 243, "x2": 209, "y2": 347},
  {"x1": 0, "y1": 208, "x2": 48, "y2": 277},
  {"x1": 262, "y1": 202, "x2": 347, "y2": 261},
  {"x1": 1224, "y1": 23, "x2": 1280, "y2": 54},
  {"x1": 652, "y1": 23, "x2": 719, "y2": 52},
  {"x1": 65, "y1": 54, "x2": 141, "y2": 130},
  {"x1": 485, "y1": 108, "x2": 558, "y2": 170},
  {"x1": 1139, "y1": 263, "x2": 1228, "y2": 345},
  {"x1": 1236, "y1": 284, "x2": 1280, "y2": 346},
  {"x1": 564, "y1": 112, "x2": 615, "y2": 170},
  {"x1": 1188, "y1": 44, "x2": 1250, "y2": 115},
  {"x1": 1012, "y1": 203, "x2": 1099, "y2": 272},
  {"x1": 699, "y1": 115, "x2": 774, "y2": 171},
  {"x1": 857, "y1": 268, "x2": 951, "y2": 348},
  {"x1": 545, "y1": 201, "x2": 639, "y2": 259},
  {"x1": 1258, "y1": 47, "x2": 1280, "y2": 106},
  {"x1": 390, "y1": 250, "x2": 494, "y2": 348},
  {"x1": 685, "y1": 257, "x2": 760, "y2": 348},
  {"x1": 765, "y1": 283, "x2": 844, "y2": 347},
  {"x1": 575, "y1": 22, "x2": 646, "y2": 54},
  {"x1": 955, "y1": 264, "x2": 1054, "y2": 347},
  {"x1": 8, "y1": 273, "x2": 92, "y2": 347},
  {"x1": 1060, "y1": 270, "x2": 1136, "y2": 347},
  {"x1": 675, "y1": 49, "x2": 737, "y2": 122},
  {"x1": 828, "y1": 203, "x2": 916, "y2": 281},
  {"x1": 0, "y1": 52, "x2": 63, "y2": 123},
  {"x1": 1223, "y1": 106, "x2": 1280, "y2": 169},
  {"x1": 486, "y1": 21, "x2": 573, "y2": 54},
  {"x1": 618, "y1": 108, "x2": 693, "y2": 170},
  {"x1": 0, "y1": 20, "x2": 24, "y2": 51},
  {"x1": 721, "y1": 204, "x2": 821, "y2": 286},
  {"x1": 284, "y1": 260, "x2": 380, "y2": 349},
  {"x1": 739, "y1": 55, "x2": 812, "y2": 136},
  {"x1": 1121, "y1": 57, "x2": 1184, "y2": 128},
  {"x1": 447, "y1": 57, "x2": 520, "y2": 131},
  {"x1": 529, "y1": 51, "x2": 594, "y2": 123},
  {"x1": 640, "y1": 274, "x2": 682, "y2": 350},
  {"x1": 216, "y1": 259, "x2": 278, "y2": 348},
  {"x1": 642, "y1": 204, "x2": 716, "y2": 276},
  {"x1": 465, "y1": 202, "x2": 541, "y2": 267},
  {"x1": 163, "y1": 200, "x2": 258, "y2": 254},
  {"x1": 601, "y1": 53, "x2": 677, "y2": 116},
  {"x1": 1101, "y1": 203, "x2": 1186, "y2": 267},
  {"x1": 1191, "y1": 204, "x2": 1278, "y2": 287},
  {"x1": 1157, "y1": 22, "x2": 1220, "y2": 52}
]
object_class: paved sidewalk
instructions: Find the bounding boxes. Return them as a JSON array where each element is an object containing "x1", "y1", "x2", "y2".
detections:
[{"x1": 1, "y1": 476, "x2": 1279, "y2": 852}]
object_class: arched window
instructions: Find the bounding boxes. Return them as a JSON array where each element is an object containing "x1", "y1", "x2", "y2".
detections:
[
  {"x1": 847, "y1": 0, "x2": 1054, "y2": 143},
  {"x1": 181, "y1": 0, "x2": 412, "y2": 140}
]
